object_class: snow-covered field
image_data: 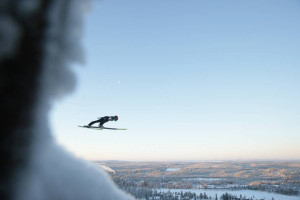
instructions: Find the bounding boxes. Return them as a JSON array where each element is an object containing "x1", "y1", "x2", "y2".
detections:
[
  {"x1": 184, "y1": 177, "x2": 224, "y2": 181},
  {"x1": 159, "y1": 188, "x2": 300, "y2": 200},
  {"x1": 166, "y1": 168, "x2": 181, "y2": 172}
]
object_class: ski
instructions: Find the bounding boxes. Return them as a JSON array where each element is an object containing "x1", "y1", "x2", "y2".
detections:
[{"x1": 78, "y1": 125, "x2": 127, "y2": 130}]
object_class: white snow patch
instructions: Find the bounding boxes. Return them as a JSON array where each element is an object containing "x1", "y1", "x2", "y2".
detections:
[
  {"x1": 166, "y1": 168, "x2": 181, "y2": 172},
  {"x1": 184, "y1": 177, "x2": 224, "y2": 181}
]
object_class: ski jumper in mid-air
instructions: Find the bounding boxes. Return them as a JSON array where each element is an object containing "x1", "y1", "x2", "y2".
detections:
[{"x1": 87, "y1": 116, "x2": 118, "y2": 127}]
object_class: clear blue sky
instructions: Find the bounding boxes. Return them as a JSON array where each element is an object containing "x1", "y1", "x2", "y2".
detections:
[{"x1": 51, "y1": 0, "x2": 300, "y2": 161}]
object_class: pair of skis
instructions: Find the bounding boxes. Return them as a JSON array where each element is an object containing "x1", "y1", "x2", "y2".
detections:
[{"x1": 78, "y1": 125, "x2": 127, "y2": 131}]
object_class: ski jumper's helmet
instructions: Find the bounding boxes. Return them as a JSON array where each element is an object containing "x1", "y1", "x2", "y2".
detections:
[{"x1": 114, "y1": 116, "x2": 118, "y2": 121}]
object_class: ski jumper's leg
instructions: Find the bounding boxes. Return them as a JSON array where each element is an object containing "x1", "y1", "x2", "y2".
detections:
[
  {"x1": 88, "y1": 119, "x2": 100, "y2": 126},
  {"x1": 99, "y1": 119, "x2": 106, "y2": 127},
  {"x1": 99, "y1": 121, "x2": 104, "y2": 127}
]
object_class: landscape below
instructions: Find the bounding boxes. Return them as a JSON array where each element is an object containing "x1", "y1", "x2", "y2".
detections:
[{"x1": 94, "y1": 161, "x2": 300, "y2": 200}]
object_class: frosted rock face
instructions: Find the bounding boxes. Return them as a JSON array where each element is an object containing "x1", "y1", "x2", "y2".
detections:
[{"x1": 0, "y1": 1, "x2": 133, "y2": 199}]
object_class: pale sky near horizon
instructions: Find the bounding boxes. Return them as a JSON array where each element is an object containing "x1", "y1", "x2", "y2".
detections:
[{"x1": 51, "y1": 0, "x2": 300, "y2": 161}]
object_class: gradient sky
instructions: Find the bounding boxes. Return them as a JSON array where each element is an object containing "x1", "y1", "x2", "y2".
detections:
[{"x1": 50, "y1": 0, "x2": 300, "y2": 161}]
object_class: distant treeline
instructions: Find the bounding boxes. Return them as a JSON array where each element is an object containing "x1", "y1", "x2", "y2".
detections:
[
  {"x1": 112, "y1": 177, "x2": 299, "y2": 197},
  {"x1": 113, "y1": 178, "x2": 260, "y2": 200},
  {"x1": 121, "y1": 187, "x2": 261, "y2": 200},
  {"x1": 246, "y1": 185, "x2": 299, "y2": 196}
]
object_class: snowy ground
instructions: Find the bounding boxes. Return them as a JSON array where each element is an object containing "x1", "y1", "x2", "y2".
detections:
[
  {"x1": 159, "y1": 188, "x2": 300, "y2": 200},
  {"x1": 183, "y1": 178, "x2": 224, "y2": 181},
  {"x1": 165, "y1": 168, "x2": 181, "y2": 172}
]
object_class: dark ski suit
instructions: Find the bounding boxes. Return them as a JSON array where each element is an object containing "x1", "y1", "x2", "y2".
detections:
[{"x1": 88, "y1": 116, "x2": 111, "y2": 127}]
